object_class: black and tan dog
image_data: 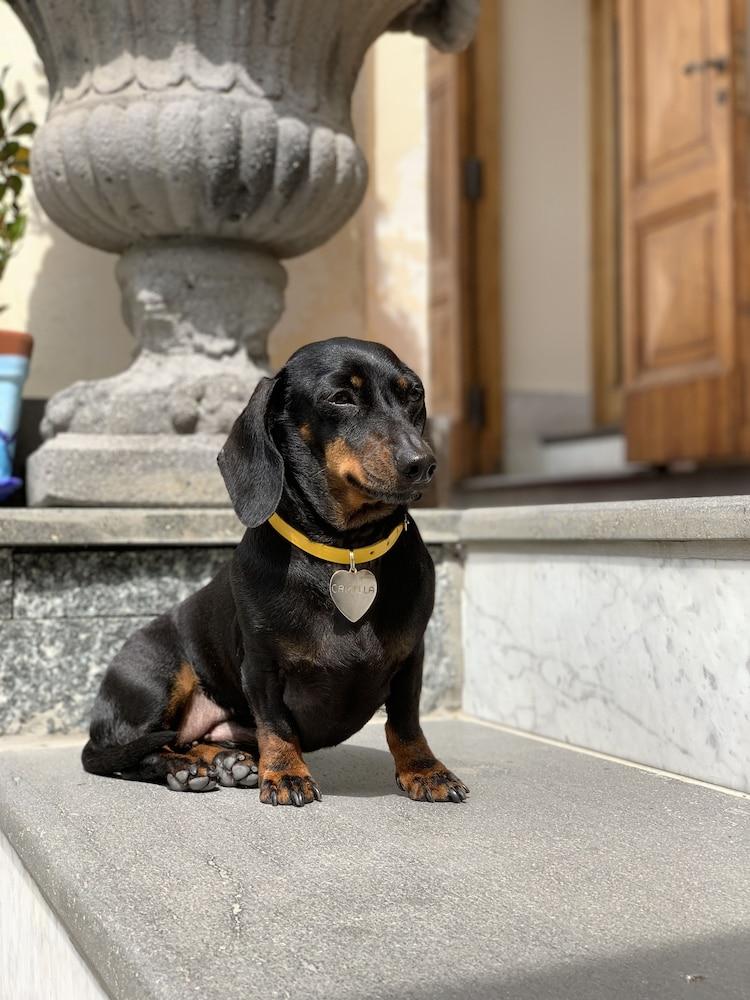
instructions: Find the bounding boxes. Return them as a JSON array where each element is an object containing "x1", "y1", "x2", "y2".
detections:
[{"x1": 82, "y1": 338, "x2": 469, "y2": 806}]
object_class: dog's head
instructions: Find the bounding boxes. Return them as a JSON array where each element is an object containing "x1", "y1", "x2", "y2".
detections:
[{"x1": 218, "y1": 338, "x2": 436, "y2": 531}]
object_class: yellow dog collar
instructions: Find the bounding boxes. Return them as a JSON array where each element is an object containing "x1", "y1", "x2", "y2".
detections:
[{"x1": 267, "y1": 512, "x2": 406, "y2": 566}]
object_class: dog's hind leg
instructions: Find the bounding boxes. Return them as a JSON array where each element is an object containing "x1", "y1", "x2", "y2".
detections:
[
  {"x1": 130, "y1": 742, "x2": 259, "y2": 791},
  {"x1": 129, "y1": 743, "x2": 224, "y2": 792}
]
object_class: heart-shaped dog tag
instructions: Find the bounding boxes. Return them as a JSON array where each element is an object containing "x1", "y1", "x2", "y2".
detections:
[{"x1": 329, "y1": 569, "x2": 377, "y2": 622}]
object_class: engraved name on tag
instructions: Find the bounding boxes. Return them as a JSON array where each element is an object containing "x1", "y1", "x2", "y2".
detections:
[{"x1": 329, "y1": 568, "x2": 377, "y2": 622}]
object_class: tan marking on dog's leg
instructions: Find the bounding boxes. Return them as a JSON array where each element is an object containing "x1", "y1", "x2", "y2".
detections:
[
  {"x1": 257, "y1": 728, "x2": 320, "y2": 806},
  {"x1": 164, "y1": 662, "x2": 198, "y2": 727},
  {"x1": 168, "y1": 743, "x2": 225, "y2": 765}
]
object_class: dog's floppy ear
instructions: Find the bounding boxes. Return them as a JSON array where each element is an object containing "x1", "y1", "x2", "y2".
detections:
[{"x1": 218, "y1": 376, "x2": 283, "y2": 528}]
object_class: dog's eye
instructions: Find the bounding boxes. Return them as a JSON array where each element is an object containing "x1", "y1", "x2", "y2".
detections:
[
  {"x1": 408, "y1": 386, "x2": 424, "y2": 404},
  {"x1": 329, "y1": 390, "x2": 356, "y2": 406}
]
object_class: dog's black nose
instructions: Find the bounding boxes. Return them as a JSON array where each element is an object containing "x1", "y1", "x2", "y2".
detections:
[{"x1": 396, "y1": 449, "x2": 437, "y2": 484}]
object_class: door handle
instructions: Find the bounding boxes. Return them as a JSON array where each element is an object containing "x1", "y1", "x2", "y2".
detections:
[{"x1": 683, "y1": 56, "x2": 729, "y2": 75}]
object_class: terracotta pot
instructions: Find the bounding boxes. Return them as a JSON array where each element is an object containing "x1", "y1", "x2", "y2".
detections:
[{"x1": 0, "y1": 330, "x2": 34, "y2": 500}]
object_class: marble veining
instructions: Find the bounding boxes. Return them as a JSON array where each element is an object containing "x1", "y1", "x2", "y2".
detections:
[{"x1": 462, "y1": 546, "x2": 750, "y2": 792}]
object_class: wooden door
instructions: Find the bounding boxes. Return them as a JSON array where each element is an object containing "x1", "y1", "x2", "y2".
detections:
[
  {"x1": 619, "y1": 0, "x2": 750, "y2": 462},
  {"x1": 427, "y1": 0, "x2": 501, "y2": 486}
]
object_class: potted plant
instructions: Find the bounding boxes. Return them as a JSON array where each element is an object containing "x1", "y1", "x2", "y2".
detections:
[{"x1": 0, "y1": 65, "x2": 35, "y2": 500}]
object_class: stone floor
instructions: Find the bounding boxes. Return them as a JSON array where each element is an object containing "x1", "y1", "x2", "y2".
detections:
[{"x1": 1, "y1": 718, "x2": 750, "y2": 1000}]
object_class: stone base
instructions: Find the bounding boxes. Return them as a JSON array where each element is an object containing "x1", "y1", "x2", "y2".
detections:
[
  {"x1": 26, "y1": 434, "x2": 228, "y2": 507},
  {"x1": 0, "y1": 514, "x2": 461, "y2": 735}
]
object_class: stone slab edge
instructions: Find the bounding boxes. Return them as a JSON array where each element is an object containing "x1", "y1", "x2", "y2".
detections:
[
  {"x1": 3, "y1": 496, "x2": 750, "y2": 547},
  {"x1": 0, "y1": 508, "x2": 461, "y2": 547}
]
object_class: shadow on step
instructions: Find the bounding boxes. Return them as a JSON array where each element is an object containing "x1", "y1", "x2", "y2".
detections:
[
  {"x1": 307, "y1": 743, "x2": 396, "y2": 798},
  {"x1": 395, "y1": 927, "x2": 750, "y2": 1000}
]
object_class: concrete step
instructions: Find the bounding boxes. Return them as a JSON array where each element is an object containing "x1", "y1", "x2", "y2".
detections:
[
  {"x1": 537, "y1": 428, "x2": 632, "y2": 477},
  {"x1": 457, "y1": 464, "x2": 750, "y2": 506},
  {"x1": 1, "y1": 718, "x2": 750, "y2": 1000}
]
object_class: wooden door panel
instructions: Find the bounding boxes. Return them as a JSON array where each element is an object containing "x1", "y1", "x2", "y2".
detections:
[
  {"x1": 637, "y1": 199, "x2": 722, "y2": 379},
  {"x1": 626, "y1": 374, "x2": 735, "y2": 461},
  {"x1": 619, "y1": 0, "x2": 746, "y2": 462},
  {"x1": 637, "y1": 0, "x2": 714, "y2": 179}
]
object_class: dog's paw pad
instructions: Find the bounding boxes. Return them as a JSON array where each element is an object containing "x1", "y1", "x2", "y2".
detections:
[
  {"x1": 165, "y1": 761, "x2": 218, "y2": 792},
  {"x1": 215, "y1": 751, "x2": 259, "y2": 788}
]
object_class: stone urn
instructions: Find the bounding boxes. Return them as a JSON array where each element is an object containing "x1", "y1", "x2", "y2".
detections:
[{"x1": 10, "y1": 0, "x2": 478, "y2": 506}]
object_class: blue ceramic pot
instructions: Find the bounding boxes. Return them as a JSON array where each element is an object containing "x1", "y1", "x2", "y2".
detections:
[{"x1": 0, "y1": 331, "x2": 33, "y2": 501}]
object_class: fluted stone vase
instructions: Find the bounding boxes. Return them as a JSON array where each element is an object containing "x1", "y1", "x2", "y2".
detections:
[{"x1": 11, "y1": 0, "x2": 478, "y2": 506}]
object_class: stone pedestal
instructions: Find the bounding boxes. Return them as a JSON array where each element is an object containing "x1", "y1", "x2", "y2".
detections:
[{"x1": 11, "y1": 0, "x2": 479, "y2": 506}]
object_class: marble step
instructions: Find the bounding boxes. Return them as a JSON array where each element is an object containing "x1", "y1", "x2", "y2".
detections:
[{"x1": 2, "y1": 718, "x2": 749, "y2": 1000}]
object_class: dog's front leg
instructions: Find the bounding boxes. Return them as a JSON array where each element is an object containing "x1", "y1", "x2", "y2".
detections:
[
  {"x1": 241, "y1": 658, "x2": 322, "y2": 807},
  {"x1": 385, "y1": 643, "x2": 470, "y2": 803}
]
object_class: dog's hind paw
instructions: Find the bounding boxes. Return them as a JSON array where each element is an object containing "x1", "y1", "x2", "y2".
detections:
[
  {"x1": 165, "y1": 761, "x2": 219, "y2": 792},
  {"x1": 215, "y1": 751, "x2": 259, "y2": 788}
]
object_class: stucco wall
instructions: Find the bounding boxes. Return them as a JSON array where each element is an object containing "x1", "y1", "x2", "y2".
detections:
[
  {"x1": 499, "y1": 0, "x2": 591, "y2": 397},
  {"x1": 364, "y1": 33, "x2": 429, "y2": 384}
]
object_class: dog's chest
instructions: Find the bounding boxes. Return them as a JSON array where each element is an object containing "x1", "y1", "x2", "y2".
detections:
[
  {"x1": 277, "y1": 610, "x2": 415, "y2": 673},
  {"x1": 278, "y1": 548, "x2": 430, "y2": 666},
  {"x1": 278, "y1": 619, "x2": 407, "y2": 751}
]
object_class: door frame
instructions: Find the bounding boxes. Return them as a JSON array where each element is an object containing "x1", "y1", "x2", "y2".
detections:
[{"x1": 590, "y1": 0, "x2": 623, "y2": 427}]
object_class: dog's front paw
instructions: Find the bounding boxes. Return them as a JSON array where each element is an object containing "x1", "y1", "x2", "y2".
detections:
[
  {"x1": 259, "y1": 771, "x2": 323, "y2": 807},
  {"x1": 396, "y1": 764, "x2": 469, "y2": 803}
]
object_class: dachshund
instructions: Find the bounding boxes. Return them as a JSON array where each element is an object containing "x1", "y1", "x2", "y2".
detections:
[{"x1": 81, "y1": 338, "x2": 470, "y2": 806}]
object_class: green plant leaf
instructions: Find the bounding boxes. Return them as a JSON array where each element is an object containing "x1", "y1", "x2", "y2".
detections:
[
  {"x1": 8, "y1": 96, "x2": 25, "y2": 120},
  {"x1": 0, "y1": 141, "x2": 20, "y2": 161},
  {"x1": 12, "y1": 122, "x2": 35, "y2": 137},
  {"x1": 7, "y1": 175, "x2": 22, "y2": 195},
  {"x1": 7, "y1": 216, "x2": 26, "y2": 241}
]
